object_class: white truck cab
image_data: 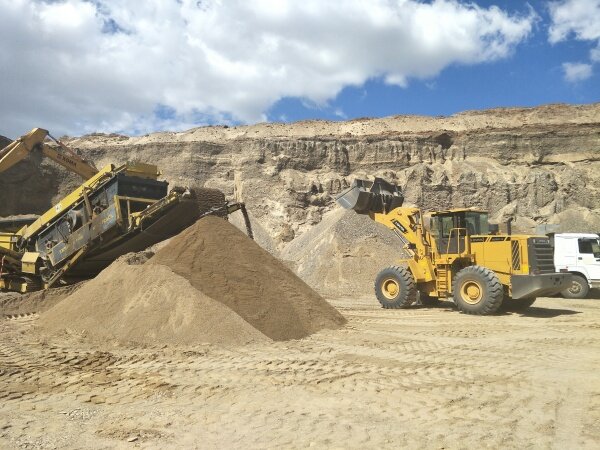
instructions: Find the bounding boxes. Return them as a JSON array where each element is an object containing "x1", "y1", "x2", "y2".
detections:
[{"x1": 553, "y1": 233, "x2": 600, "y2": 298}]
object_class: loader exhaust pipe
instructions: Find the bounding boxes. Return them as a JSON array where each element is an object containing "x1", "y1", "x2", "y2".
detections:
[
  {"x1": 507, "y1": 217, "x2": 513, "y2": 236},
  {"x1": 336, "y1": 178, "x2": 404, "y2": 214}
]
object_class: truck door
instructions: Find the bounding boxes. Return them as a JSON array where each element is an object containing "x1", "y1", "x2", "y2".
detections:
[
  {"x1": 577, "y1": 237, "x2": 600, "y2": 282},
  {"x1": 554, "y1": 235, "x2": 577, "y2": 268}
]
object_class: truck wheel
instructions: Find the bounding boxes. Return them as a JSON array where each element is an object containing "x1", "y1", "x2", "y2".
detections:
[
  {"x1": 561, "y1": 274, "x2": 589, "y2": 299},
  {"x1": 374, "y1": 266, "x2": 416, "y2": 309},
  {"x1": 452, "y1": 266, "x2": 503, "y2": 315},
  {"x1": 501, "y1": 298, "x2": 536, "y2": 312}
]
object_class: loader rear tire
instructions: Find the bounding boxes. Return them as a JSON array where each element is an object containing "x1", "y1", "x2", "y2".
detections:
[
  {"x1": 375, "y1": 266, "x2": 416, "y2": 309},
  {"x1": 452, "y1": 266, "x2": 503, "y2": 315}
]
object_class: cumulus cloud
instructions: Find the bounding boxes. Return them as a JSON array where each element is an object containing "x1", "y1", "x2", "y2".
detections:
[
  {"x1": 549, "y1": 0, "x2": 600, "y2": 81},
  {"x1": 548, "y1": 0, "x2": 600, "y2": 43},
  {"x1": 0, "y1": 0, "x2": 535, "y2": 136},
  {"x1": 562, "y1": 61, "x2": 593, "y2": 81}
]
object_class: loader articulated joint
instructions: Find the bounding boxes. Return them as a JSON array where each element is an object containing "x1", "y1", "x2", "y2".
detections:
[{"x1": 336, "y1": 177, "x2": 404, "y2": 215}]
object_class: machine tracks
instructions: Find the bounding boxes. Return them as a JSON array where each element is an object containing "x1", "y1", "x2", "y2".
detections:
[{"x1": 1, "y1": 298, "x2": 599, "y2": 449}]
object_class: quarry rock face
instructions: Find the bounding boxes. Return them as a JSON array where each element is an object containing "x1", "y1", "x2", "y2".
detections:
[{"x1": 1, "y1": 103, "x2": 599, "y2": 295}]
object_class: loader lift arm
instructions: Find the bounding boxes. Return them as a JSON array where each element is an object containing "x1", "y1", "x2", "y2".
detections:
[
  {"x1": 336, "y1": 177, "x2": 436, "y2": 283},
  {"x1": 0, "y1": 128, "x2": 98, "y2": 179}
]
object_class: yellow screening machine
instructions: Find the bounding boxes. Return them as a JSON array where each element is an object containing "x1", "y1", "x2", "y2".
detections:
[{"x1": 0, "y1": 128, "x2": 252, "y2": 293}]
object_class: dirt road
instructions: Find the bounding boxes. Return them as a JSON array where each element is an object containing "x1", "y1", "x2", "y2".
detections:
[{"x1": 1, "y1": 296, "x2": 599, "y2": 449}]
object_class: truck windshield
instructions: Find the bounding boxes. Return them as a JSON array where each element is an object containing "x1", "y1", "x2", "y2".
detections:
[
  {"x1": 464, "y1": 212, "x2": 489, "y2": 235},
  {"x1": 579, "y1": 238, "x2": 600, "y2": 258}
]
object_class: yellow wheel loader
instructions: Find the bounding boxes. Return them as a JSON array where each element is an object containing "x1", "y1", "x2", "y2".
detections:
[
  {"x1": 0, "y1": 128, "x2": 252, "y2": 293},
  {"x1": 337, "y1": 178, "x2": 571, "y2": 315}
]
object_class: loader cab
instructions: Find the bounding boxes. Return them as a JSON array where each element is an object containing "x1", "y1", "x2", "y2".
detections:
[{"x1": 430, "y1": 209, "x2": 489, "y2": 255}]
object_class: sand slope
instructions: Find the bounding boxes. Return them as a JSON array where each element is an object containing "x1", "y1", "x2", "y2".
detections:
[
  {"x1": 39, "y1": 260, "x2": 268, "y2": 346},
  {"x1": 149, "y1": 216, "x2": 347, "y2": 340}
]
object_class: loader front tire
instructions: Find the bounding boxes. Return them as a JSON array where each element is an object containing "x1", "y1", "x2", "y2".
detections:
[
  {"x1": 452, "y1": 266, "x2": 503, "y2": 315},
  {"x1": 375, "y1": 266, "x2": 416, "y2": 309}
]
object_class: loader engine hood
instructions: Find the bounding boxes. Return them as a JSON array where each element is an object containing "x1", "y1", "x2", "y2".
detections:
[{"x1": 336, "y1": 178, "x2": 404, "y2": 214}]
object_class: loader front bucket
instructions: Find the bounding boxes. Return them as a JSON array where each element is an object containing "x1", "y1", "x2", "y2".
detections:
[{"x1": 336, "y1": 178, "x2": 404, "y2": 214}]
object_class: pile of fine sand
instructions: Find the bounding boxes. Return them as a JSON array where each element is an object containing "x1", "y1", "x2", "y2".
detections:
[
  {"x1": 39, "y1": 260, "x2": 268, "y2": 346},
  {"x1": 0, "y1": 283, "x2": 83, "y2": 317},
  {"x1": 38, "y1": 215, "x2": 345, "y2": 345},
  {"x1": 149, "y1": 216, "x2": 346, "y2": 340}
]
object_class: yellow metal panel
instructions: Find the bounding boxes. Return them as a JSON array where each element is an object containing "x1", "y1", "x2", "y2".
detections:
[
  {"x1": 0, "y1": 128, "x2": 48, "y2": 173},
  {"x1": 430, "y1": 208, "x2": 487, "y2": 215},
  {"x1": 21, "y1": 164, "x2": 116, "y2": 240},
  {"x1": 22, "y1": 252, "x2": 40, "y2": 274},
  {"x1": 123, "y1": 162, "x2": 161, "y2": 179},
  {"x1": 21, "y1": 252, "x2": 40, "y2": 263},
  {"x1": 0, "y1": 232, "x2": 16, "y2": 251}
]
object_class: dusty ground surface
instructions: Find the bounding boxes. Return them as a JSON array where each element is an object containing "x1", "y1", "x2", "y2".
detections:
[{"x1": 1, "y1": 296, "x2": 599, "y2": 449}]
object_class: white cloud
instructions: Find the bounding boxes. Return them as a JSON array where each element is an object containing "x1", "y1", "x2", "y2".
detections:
[
  {"x1": 562, "y1": 61, "x2": 593, "y2": 81},
  {"x1": 0, "y1": 0, "x2": 535, "y2": 136},
  {"x1": 549, "y1": 0, "x2": 600, "y2": 81},
  {"x1": 548, "y1": 0, "x2": 600, "y2": 43}
]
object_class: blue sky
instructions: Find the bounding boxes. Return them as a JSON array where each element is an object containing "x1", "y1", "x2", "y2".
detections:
[
  {"x1": 1, "y1": 0, "x2": 599, "y2": 136},
  {"x1": 268, "y1": 1, "x2": 600, "y2": 122}
]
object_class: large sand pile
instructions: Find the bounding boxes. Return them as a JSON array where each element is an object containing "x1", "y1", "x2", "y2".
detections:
[
  {"x1": 38, "y1": 215, "x2": 345, "y2": 345},
  {"x1": 39, "y1": 260, "x2": 268, "y2": 346},
  {"x1": 281, "y1": 209, "x2": 405, "y2": 297},
  {"x1": 149, "y1": 216, "x2": 346, "y2": 340}
]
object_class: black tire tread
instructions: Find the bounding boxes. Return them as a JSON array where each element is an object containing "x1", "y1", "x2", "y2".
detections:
[
  {"x1": 374, "y1": 266, "x2": 416, "y2": 309},
  {"x1": 452, "y1": 265, "x2": 503, "y2": 315},
  {"x1": 560, "y1": 274, "x2": 589, "y2": 299}
]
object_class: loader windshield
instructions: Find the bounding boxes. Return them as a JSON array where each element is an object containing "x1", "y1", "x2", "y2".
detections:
[
  {"x1": 431, "y1": 211, "x2": 489, "y2": 238},
  {"x1": 431, "y1": 211, "x2": 489, "y2": 255},
  {"x1": 464, "y1": 212, "x2": 489, "y2": 235}
]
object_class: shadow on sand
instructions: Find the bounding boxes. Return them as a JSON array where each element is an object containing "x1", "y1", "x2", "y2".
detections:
[
  {"x1": 517, "y1": 306, "x2": 581, "y2": 318},
  {"x1": 413, "y1": 300, "x2": 582, "y2": 318}
]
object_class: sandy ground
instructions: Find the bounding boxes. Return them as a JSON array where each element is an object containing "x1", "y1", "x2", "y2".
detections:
[{"x1": 1, "y1": 296, "x2": 599, "y2": 449}]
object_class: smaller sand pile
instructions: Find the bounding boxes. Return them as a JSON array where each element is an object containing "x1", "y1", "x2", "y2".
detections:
[
  {"x1": 0, "y1": 283, "x2": 83, "y2": 317},
  {"x1": 149, "y1": 215, "x2": 346, "y2": 340},
  {"x1": 38, "y1": 259, "x2": 268, "y2": 346}
]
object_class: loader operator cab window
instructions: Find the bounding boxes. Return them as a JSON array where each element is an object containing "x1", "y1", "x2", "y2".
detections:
[
  {"x1": 431, "y1": 214, "x2": 462, "y2": 255},
  {"x1": 431, "y1": 211, "x2": 489, "y2": 255},
  {"x1": 438, "y1": 216, "x2": 455, "y2": 239},
  {"x1": 464, "y1": 212, "x2": 489, "y2": 236}
]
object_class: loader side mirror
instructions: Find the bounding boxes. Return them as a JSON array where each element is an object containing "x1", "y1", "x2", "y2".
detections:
[{"x1": 489, "y1": 224, "x2": 499, "y2": 235}]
